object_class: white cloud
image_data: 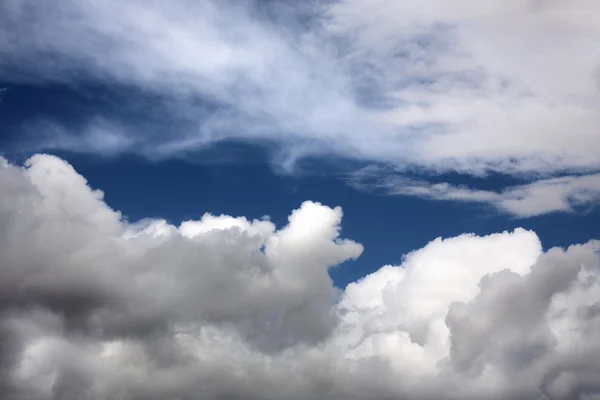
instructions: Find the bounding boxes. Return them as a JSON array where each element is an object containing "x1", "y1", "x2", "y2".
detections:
[
  {"x1": 333, "y1": 230, "x2": 600, "y2": 399},
  {"x1": 1, "y1": 154, "x2": 600, "y2": 399},
  {"x1": 1, "y1": 0, "x2": 599, "y2": 178},
  {"x1": 0, "y1": 0, "x2": 375, "y2": 163},
  {"x1": 326, "y1": 0, "x2": 600, "y2": 175},
  {"x1": 335, "y1": 229, "x2": 542, "y2": 376},
  {"x1": 350, "y1": 166, "x2": 600, "y2": 217}
]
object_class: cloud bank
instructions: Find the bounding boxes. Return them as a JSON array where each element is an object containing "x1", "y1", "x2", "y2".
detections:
[
  {"x1": 1, "y1": 0, "x2": 600, "y2": 214},
  {"x1": 1, "y1": 154, "x2": 599, "y2": 399}
]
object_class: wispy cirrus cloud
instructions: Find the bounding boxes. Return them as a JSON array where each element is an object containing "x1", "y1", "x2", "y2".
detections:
[
  {"x1": 1, "y1": 0, "x2": 600, "y2": 214},
  {"x1": 0, "y1": 0, "x2": 378, "y2": 163},
  {"x1": 349, "y1": 165, "x2": 600, "y2": 217}
]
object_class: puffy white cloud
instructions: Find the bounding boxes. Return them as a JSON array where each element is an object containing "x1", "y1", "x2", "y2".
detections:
[
  {"x1": 334, "y1": 229, "x2": 542, "y2": 383},
  {"x1": 333, "y1": 231, "x2": 600, "y2": 400},
  {"x1": 0, "y1": 154, "x2": 599, "y2": 399},
  {"x1": 0, "y1": 153, "x2": 362, "y2": 347}
]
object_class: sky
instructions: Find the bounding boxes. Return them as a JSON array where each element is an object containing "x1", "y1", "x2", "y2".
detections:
[{"x1": 0, "y1": 1, "x2": 599, "y2": 399}]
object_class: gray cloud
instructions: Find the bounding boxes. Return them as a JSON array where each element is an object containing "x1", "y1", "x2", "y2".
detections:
[
  {"x1": 0, "y1": 154, "x2": 363, "y2": 352},
  {"x1": 0, "y1": 155, "x2": 599, "y2": 399}
]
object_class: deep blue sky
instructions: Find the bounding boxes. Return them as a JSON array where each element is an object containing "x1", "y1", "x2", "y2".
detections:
[{"x1": 1, "y1": 83, "x2": 598, "y2": 288}]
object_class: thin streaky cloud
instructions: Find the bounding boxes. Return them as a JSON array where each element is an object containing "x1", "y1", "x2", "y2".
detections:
[
  {"x1": 0, "y1": 0, "x2": 599, "y2": 177},
  {"x1": 348, "y1": 165, "x2": 600, "y2": 218}
]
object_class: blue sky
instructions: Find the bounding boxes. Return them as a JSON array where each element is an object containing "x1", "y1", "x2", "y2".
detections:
[
  {"x1": 1, "y1": 82, "x2": 598, "y2": 289},
  {"x1": 1, "y1": 1, "x2": 600, "y2": 399}
]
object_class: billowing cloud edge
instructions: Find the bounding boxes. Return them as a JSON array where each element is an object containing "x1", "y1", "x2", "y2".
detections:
[{"x1": 0, "y1": 154, "x2": 599, "y2": 399}]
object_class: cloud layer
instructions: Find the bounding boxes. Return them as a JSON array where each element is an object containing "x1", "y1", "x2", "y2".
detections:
[
  {"x1": 1, "y1": 154, "x2": 599, "y2": 399},
  {"x1": 1, "y1": 1, "x2": 599, "y2": 201}
]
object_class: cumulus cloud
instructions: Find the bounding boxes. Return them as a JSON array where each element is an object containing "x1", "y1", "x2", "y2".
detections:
[
  {"x1": 0, "y1": 154, "x2": 599, "y2": 399},
  {"x1": 350, "y1": 166, "x2": 600, "y2": 217}
]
